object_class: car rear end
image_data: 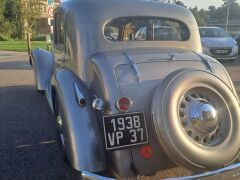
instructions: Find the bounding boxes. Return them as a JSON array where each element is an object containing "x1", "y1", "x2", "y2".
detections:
[{"x1": 89, "y1": 48, "x2": 239, "y2": 178}]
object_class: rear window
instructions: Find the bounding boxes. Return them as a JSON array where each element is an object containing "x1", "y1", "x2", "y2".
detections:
[{"x1": 104, "y1": 17, "x2": 190, "y2": 42}]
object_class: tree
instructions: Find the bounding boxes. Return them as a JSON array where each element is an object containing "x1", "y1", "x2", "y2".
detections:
[
  {"x1": 4, "y1": 0, "x2": 22, "y2": 38},
  {"x1": 198, "y1": 9, "x2": 207, "y2": 23},
  {"x1": 4, "y1": 0, "x2": 20, "y2": 21},
  {"x1": 214, "y1": 2, "x2": 240, "y2": 22},
  {"x1": 172, "y1": 0, "x2": 187, "y2": 8},
  {"x1": 0, "y1": 0, "x2": 6, "y2": 17},
  {"x1": 222, "y1": 2, "x2": 240, "y2": 20},
  {"x1": 223, "y1": 0, "x2": 236, "y2": 30},
  {"x1": 20, "y1": 0, "x2": 47, "y2": 54},
  {"x1": 208, "y1": 6, "x2": 216, "y2": 21},
  {"x1": 0, "y1": 0, "x2": 13, "y2": 40},
  {"x1": 20, "y1": 0, "x2": 46, "y2": 36},
  {"x1": 189, "y1": 6, "x2": 205, "y2": 26}
]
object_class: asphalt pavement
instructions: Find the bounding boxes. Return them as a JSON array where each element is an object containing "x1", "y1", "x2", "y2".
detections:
[
  {"x1": 0, "y1": 51, "x2": 80, "y2": 180},
  {"x1": 0, "y1": 50, "x2": 240, "y2": 180}
]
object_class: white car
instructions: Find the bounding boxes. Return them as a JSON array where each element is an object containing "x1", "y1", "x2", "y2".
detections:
[{"x1": 199, "y1": 27, "x2": 238, "y2": 61}]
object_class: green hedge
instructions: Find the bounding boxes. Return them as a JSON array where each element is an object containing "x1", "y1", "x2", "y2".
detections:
[
  {"x1": 31, "y1": 34, "x2": 47, "y2": 41},
  {"x1": 0, "y1": 34, "x2": 11, "y2": 41},
  {"x1": 0, "y1": 41, "x2": 48, "y2": 52}
]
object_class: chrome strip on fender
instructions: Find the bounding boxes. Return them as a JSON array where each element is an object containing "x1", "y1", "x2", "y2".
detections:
[
  {"x1": 123, "y1": 52, "x2": 142, "y2": 84},
  {"x1": 194, "y1": 52, "x2": 215, "y2": 74}
]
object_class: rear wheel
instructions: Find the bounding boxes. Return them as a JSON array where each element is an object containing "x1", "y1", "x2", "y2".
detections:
[
  {"x1": 152, "y1": 69, "x2": 240, "y2": 172},
  {"x1": 29, "y1": 55, "x2": 33, "y2": 66},
  {"x1": 37, "y1": 90, "x2": 45, "y2": 94},
  {"x1": 54, "y1": 94, "x2": 68, "y2": 162}
]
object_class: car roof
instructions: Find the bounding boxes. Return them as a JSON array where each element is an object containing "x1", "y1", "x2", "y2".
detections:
[
  {"x1": 57, "y1": 0, "x2": 202, "y2": 61},
  {"x1": 60, "y1": 0, "x2": 192, "y2": 20}
]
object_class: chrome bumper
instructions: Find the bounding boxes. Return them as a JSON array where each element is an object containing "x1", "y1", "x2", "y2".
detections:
[
  {"x1": 215, "y1": 55, "x2": 238, "y2": 60},
  {"x1": 167, "y1": 163, "x2": 240, "y2": 180},
  {"x1": 82, "y1": 163, "x2": 240, "y2": 180}
]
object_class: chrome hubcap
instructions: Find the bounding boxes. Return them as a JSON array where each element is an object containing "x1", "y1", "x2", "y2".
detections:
[
  {"x1": 190, "y1": 100, "x2": 218, "y2": 133},
  {"x1": 179, "y1": 92, "x2": 223, "y2": 145},
  {"x1": 57, "y1": 115, "x2": 65, "y2": 147},
  {"x1": 57, "y1": 115, "x2": 63, "y2": 127}
]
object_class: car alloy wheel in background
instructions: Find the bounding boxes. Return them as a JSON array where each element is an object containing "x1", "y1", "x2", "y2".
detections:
[{"x1": 54, "y1": 94, "x2": 68, "y2": 162}]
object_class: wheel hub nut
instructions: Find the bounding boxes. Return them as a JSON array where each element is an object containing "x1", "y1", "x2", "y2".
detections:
[
  {"x1": 190, "y1": 100, "x2": 217, "y2": 132},
  {"x1": 57, "y1": 116, "x2": 63, "y2": 127}
]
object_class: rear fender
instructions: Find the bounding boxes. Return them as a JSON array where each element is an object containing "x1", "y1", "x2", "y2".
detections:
[
  {"x1": 52, "y1": 68, "x2": 107, "y2": 172},
  {"x1": 31, "y1": 48, "x2": 55, "y2": 91}
]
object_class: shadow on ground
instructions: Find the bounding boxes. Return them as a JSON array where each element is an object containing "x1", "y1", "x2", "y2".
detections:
[
  {"x1": 0, "y1": 61, "x2": 32, "y2": 70},
  {"x1": 220, "y1": 57, "x2": 240, "y2": 67},
  {"x1": 0, "y1": 54, "x2": 13, "y2": 57},
  {"x1": 0, "y1": 85, "x2": 80, "y2": 180}
]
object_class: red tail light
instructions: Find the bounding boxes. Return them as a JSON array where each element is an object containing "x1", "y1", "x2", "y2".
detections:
[
  {"x1": 140, "y1": 146, "x2": 153, "y2": 159},
  {"x1": 116, "y1": 97, "x2": 132, "y2": 112}
]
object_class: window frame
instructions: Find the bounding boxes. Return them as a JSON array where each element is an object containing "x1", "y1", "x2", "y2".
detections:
[
  {"x1": 104, "y1": 16, "x2": 191, "y2": 42},
  {"x1": 53, "y1": 11, "x2": 65, "y2": 50}
]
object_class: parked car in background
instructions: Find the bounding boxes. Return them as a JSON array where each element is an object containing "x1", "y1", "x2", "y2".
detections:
[
  {"x1": 235, "y1": 34, "x2": 240, "y2": 54},
  {"x1": 199, "y1": 27, "x2": 238, "y2": 62},
  {"x1": 30, "y1": 0, "x2": 240, "y2": 179}
]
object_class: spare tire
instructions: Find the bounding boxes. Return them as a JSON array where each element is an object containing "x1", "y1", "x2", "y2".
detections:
[{"x1": 152, "y1": 68, "x2": 240, "y2": 172}]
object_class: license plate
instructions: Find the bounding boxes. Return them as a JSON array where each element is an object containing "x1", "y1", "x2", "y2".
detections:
[
  {"x1": 103, "y1": 112, "x2": 148, "y2": 150},
  {"x1": 215, "y1": 49, "x2": 229, "y2": 54}
]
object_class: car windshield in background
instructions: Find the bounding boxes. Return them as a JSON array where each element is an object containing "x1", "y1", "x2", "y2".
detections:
[
  {"x1": 199, "y1": 28, "x2": 230, "y2": 38},
  {"x1": 104, "y1": 17, "x2": 190, "y2": 42}
]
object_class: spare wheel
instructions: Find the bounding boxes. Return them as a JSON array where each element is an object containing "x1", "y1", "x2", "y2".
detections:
[{"x1": 151, "y1": 68, "x2": 240, "y2": 172}]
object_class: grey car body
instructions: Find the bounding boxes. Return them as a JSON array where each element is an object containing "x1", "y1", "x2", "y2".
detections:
[
  {"x1": 30, "y1": 0, "x2": 240, "y2": 179},
  {"x1": 199, "y1": 27, "x2": 238, "y2": 61}
]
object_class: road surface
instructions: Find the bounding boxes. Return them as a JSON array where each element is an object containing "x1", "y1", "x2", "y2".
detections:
[{"x1": 0, "y1": 51, "x2": 80, "y2": 180}]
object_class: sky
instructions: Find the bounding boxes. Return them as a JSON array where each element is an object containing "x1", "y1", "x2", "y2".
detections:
[{"x1": 182, "y1": 0, "x2": 240, "y2": 10}]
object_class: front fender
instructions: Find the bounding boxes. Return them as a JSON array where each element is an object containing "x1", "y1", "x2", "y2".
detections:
[
  {"x1": 31, "y1": 48, "x2": 55, "y2": 91},
  {"x1": 52, "y1": 68, "x2": 107, "y2": 172}
]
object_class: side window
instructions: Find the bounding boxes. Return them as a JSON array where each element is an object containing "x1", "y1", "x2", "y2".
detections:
[{"x1": 54, "y1": 13, "x2": 65, "y2": 49}]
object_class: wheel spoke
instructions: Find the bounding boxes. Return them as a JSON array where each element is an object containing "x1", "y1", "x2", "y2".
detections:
[{"x1": 179, "y1": 89, "x2": 229, "y2": 147}]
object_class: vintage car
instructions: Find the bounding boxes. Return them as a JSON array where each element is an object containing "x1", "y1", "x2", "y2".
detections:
[{"x1": 30, "y1": 0, "x2": 240, "y2": 179}]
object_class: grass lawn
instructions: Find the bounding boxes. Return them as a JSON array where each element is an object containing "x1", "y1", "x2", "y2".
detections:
[{"x1": 0, "y1": 41, "x2": 48, "y2": 52}]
